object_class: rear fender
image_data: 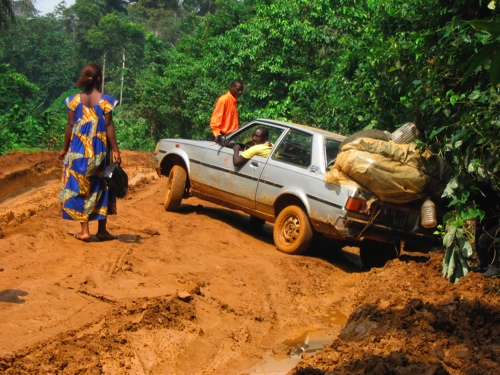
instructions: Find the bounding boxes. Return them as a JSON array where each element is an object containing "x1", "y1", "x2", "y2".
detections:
[{"x1": 274, "y1": 192, "x2": 309, "y2": 218}]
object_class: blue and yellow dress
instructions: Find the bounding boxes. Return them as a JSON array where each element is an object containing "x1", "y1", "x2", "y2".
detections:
[{"x1": 60, "y1": 93, "x2": 119, "y2": 222}]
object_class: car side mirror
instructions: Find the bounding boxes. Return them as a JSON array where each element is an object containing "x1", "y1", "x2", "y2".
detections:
[
  {"x1": 219, "y1": 135, "x2": 231, "y2": 147},
  {"x1": 215, "y1": 135, "x2": 227, "y2": 146}
]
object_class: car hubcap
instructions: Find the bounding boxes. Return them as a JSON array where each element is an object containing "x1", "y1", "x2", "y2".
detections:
[{"x1": 283, "y1": 215, "x2": 300, "y2": 243}]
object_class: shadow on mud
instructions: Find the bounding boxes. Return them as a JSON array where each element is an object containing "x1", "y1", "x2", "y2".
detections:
[
  {"x1": 115, "y1": 233, "x2": 143, "y2": 243},
  {"x1": 398, "y1": 253, "x2": 431, "y2": 264},
  {"x1": 0, "y1": 289, "x2": 28, "y2": 304},
  {"x1": 176, "y1": 203, "x2": 365, "y2": 273},
  {"x1": 177, "y1": 203, "x2": 274, "y2": 241},
  {"x1": 290, "y1": 297, "x2": 500, "y2": 374}
]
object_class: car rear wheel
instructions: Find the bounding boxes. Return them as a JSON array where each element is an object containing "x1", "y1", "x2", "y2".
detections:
[
  {"x1": 164, "y1": 165, "x2": 187, "y2": 211},
  {"x1": 360, "y1": 239, "x2": 400, "y2": 269},
  {"x1": 273, "y1": 205, "x2": 313, "y2": 254}
]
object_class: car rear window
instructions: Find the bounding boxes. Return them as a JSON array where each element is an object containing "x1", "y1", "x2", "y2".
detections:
[{"x1": 325, "y1": 139, "x2": 341, "y2": 169}]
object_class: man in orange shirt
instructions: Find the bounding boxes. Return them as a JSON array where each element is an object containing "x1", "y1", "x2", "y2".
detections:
[{"x1": 210, "y1": 80, "x2": 244, "y2": 144}]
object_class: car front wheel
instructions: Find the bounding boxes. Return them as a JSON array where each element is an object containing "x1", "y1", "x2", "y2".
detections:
[
  {"x1": 164, "y1": 165, "x2": 187, "y2": 211},
  {"x1": 273, "y1": 205, "x2": 313, "y2": 254}
]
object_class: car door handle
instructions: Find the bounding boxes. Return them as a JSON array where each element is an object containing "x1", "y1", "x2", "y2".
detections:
[{"x1": 250, "y1": 161, "x2": 260, "y2": 167}]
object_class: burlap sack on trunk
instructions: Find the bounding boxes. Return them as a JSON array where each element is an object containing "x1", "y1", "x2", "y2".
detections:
[{"x1": 325, "y1": 138, "x2": 453, "y2": 203}]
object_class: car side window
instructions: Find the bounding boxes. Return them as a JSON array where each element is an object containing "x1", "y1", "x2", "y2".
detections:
[
  {"x1": 272, "y1": 130, "x2": 312, "y2": 167},
  {"x1": 267, "y1": 127, "x2": 283, "y2": 145},
  {"x1": 231, "y1": 125, "x2": 283, "y2": 151},
  {"x1": 232, "y1": 126, "x2": 257, "y2": 146},
  {"x1": 325, "y1": 139, "x2": 341, "y2": 169}
]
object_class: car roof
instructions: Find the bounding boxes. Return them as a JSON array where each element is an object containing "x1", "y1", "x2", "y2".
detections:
[{"x1": 248, "y1": 118, "x2": 346, "y2": 141}]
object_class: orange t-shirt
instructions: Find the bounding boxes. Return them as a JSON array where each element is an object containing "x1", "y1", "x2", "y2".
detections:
[{"x1": 210, "y1": 91, "x2": 239, "y2": 137}]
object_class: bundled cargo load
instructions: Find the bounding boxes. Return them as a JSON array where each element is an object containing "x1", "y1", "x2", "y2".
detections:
[
  {"x1": 391, "y1": 122, "x2": 420, "y2": 144},
  {"x1": 326, "y1": 136, "x2": 453, "y2": 203}
]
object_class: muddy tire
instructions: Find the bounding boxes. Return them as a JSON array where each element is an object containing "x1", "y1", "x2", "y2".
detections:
[
  {"x1": 360, "y1": 239, "x2": 399, "y2": 269},
  {"x1": 163, "y1": 165, "x2": 187, "y2": 211},
  {"x1": 273, "y1": 205, "x2": 313, "y2": 254}
]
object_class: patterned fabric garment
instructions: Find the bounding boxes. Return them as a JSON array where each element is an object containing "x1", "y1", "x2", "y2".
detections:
[{"x1": 60, "y1": 93, "x2": 119, "y2": 222}]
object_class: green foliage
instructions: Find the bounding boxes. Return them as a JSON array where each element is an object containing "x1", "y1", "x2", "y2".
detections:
[
  {"x1": 0, "y1": 63, "x2": 44, "y2": 154},
  {"x1": 87, "y1": 13, "x2": 145, "y2": 64},
  {"x1": 463, "y1": 20, "x2": 500, "y2": 85},
  {"x1": 437, "y1": 205, "x2": 484, "y2": 283},
  {"x1": 40, "y1": 88, "x2": 80, "y2": 151},
  {"x1": 0, "y1": 0, "x2": 16, "y2": 30},
  {"x1": 0, "y1": 0, "x2": 35, "y2": 30},
  {"x1": 0, "y1": 15, "x2": 79, "y2": 106},
  {"x1": 113, "y1": 106, "x2": 156, "y2": 151}
]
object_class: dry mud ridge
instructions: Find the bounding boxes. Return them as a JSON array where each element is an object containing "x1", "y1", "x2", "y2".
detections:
[{"x1": 0, "y1": 150, "x2": 499, "y2": 375}]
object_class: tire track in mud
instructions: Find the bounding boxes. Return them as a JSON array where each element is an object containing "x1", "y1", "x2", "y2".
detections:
[
  {"x1": 106, "y1": 247, "x2": 134, "y2": 277},
  {"x1": 0, "y1": 150, "x2": 382, "y2": 374}
]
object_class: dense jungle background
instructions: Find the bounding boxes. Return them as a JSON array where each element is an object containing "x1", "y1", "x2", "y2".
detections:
[{"x1": 1, "y1": 0, "x2": 499, "y2": 281}]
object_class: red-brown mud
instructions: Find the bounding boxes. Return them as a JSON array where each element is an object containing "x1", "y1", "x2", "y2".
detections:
[{"x1": 0, "y1": 151, "x2": 498, "y2": 374}]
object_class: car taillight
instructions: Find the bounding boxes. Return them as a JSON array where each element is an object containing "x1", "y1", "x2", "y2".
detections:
[{"x1": 345, "y1": 197, "x2": 369, "y2": 215}]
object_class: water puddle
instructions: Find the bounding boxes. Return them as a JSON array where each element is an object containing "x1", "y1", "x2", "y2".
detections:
[
  {"x1": 243, "y1": 308, "x2": 347, "y2": 375},
  {"x1": 320, "y1": 306, "x2": 348, "y2": 326},
  {"x1": 244, "y1": 353, "x2": 302, "y2": 375}
]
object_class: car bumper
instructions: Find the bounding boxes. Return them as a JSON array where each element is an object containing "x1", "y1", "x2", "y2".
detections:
[{"x1": 345, "y1": 216, "x2": 435, "y2": 243}]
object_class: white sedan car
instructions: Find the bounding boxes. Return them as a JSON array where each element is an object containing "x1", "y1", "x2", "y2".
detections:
[{"x1": 151, "y1": 119, "x2": 436, "y2": 268}]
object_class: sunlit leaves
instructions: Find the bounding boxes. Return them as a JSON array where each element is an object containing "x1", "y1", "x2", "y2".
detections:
[{"x1": 0, "y1": 63, "x2": 42, "y2": 154}]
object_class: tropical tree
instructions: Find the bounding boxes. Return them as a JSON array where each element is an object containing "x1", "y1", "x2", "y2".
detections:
[
  {"x1": 0, "y1": 0, "x2": 35, "y2": 30},
  {"x1": 86, "y1": 13, "x2": 145, "y2": 103},
  {"x1": 0, "y1": 15, "x2": 78, "y2": 106}
]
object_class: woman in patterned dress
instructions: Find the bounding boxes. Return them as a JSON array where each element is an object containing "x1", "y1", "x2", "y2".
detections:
[{"x1": 58, "y1": 63, "x2": 121, "y2": 242}]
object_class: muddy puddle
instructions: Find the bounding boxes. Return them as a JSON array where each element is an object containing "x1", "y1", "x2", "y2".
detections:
[{"x1": 244, "y1": 308, "x2": 348, "y2": 374}]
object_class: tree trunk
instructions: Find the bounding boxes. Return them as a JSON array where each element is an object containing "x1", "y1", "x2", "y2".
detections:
[
  {"x1": 102, "y1": 52, "x2": 106, "y2": 94},
  {"x1": 120, "y1": 49, "x2": 125, "y2": 106}
]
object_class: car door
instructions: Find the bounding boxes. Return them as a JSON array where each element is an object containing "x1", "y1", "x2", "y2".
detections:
[
  {"x1": 255, "y1": 129, "x2": 314, "y2": 215},
  {"x1": 194, "y1": 123, "x2": 284, "y2": 210}
]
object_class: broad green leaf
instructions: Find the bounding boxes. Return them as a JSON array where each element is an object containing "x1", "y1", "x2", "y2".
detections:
[
  {"x1": 490, "y1": 49, "x2": 500, "y2": 86},
  {"x1": 462, "y1": 43, "x2": 499, "y2": 82},
  {"x1": 443, "y1": 226, "x2": 457, "y2": 247},
  {"x1": 461, "y1": 241, "x2": 473, "y2": 258},
  {"x1": 468, "y1": 90, "x2": 482, "y2": 100},
  {"x1": 442, "y1": 247, "x2": 454, "y2": 278},
  {"x1": 467, "y1": 20, "x2": 500, "y2": 39},
  {"x1": 446, "y1": 249, "x2": 456, "y2": 280}
]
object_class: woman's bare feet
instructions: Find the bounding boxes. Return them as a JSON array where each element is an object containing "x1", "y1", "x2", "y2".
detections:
[
  {"x1": 96, "y1": 219, "x2": 118, "y2": 241},
  {"x1": 95, "y1": 231, "x2": 119, "y2": 241},
  {"x1": 73, "y1": 233, "x2": 91, "y2": 242}
]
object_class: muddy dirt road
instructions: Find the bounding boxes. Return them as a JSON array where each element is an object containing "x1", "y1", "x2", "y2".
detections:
[{"x1": 0, "y1": 150, "x2": 499, "y2": 375}]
